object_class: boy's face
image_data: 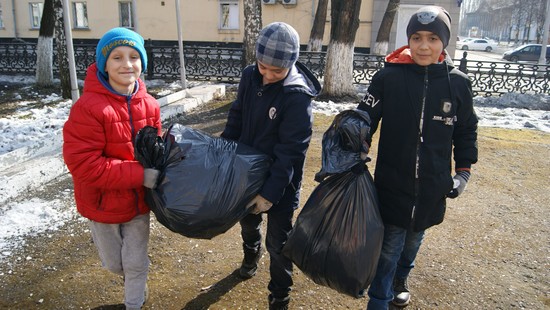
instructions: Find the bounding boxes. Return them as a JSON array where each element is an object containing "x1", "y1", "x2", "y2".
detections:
[
  {"x1": 257, "y1": 60, "x2": 290, "y2": 85},
  {"x1": 104, "y1": 46, "x2": 142, "y2": 94},
  {"x1": 409, "y1": 31, "x2": 444, "y2": 66}
]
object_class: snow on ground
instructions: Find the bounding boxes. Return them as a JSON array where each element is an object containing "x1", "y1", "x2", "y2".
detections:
[{"x1": 0, "y1": 74, "x2": 549, "y2": 260}]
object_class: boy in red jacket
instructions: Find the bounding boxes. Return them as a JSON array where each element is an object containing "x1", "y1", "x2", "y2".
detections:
[{"x1": 63, "y1": 27, "x2": 161, "y2": 310}]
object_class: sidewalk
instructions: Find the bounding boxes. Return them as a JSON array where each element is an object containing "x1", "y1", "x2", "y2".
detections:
[{"x1": 0, "y1": 84, "x2": 226, "y2": 205}]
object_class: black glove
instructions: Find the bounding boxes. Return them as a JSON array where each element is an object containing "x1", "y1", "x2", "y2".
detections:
[
  {"x1": 143, "y1": 168, "x2": 160, "y2": 189},
  {"x1": 447, "y1": 170, "x2": 470, "y2": 199}
]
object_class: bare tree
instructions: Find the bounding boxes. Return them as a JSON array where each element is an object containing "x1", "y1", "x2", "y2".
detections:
[
  {"x1": 307, "y1": 0, "x2": 329, "y2": 52},
  {"x1": 372, "y1": 0, "x2": 400, "y2": 55},
  {"x1": 320, "y1": 0, "x2": 362, "y2": 100},
  {"x1": 53, "y1": 0, "x2": 71, "y2": 99},
  {"x1": 243, "y1": 0, "x2": 262, "y2": 67},
  {"x1": 36, "y1": 0, "x2": 55, "y2": 87},
  {"x1": 534, "y1": 0, "x2": 547, "y2": 43}
]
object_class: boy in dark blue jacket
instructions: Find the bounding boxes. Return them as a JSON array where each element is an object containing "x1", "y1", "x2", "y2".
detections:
[
  {"x1": 357, "y1": 6, "x2": 478, "y2": 309},
  {"x1": 221, "y1": 22, "x2": 321, "y2": 310}
]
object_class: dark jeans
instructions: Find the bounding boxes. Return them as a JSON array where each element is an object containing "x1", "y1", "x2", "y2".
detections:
[
  {"x1": 240, "y1": 209, "x2": 294, "y2": 299},
  {"x1": 366, "y1": 224, "x2": 425, "y2": 310}
]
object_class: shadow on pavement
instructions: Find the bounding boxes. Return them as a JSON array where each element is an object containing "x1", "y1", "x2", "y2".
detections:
[{"x1": 181, "y1": 269, "x2": 245, "y2": 310}]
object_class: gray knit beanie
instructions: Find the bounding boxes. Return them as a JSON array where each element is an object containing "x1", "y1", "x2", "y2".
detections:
[
  {"x1": 406, "y1": 6, "x2": 452, "y2": 48},
  {"x1": 256, "y1": 22, "x2": 300, "y2": 68}
]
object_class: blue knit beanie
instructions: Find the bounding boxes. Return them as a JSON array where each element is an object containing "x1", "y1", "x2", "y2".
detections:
[
  {"x1": 95, "y1": 27, "x2": 147, "y2": 76},
  {"x1": 256, "y1": 22, "x2": 300, "y2": 68}
]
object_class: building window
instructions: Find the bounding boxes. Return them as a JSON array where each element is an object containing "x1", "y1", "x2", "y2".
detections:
[
  {"x1": 29, "y1": 2, "x2": 44, "y2": 29},
  {"x1": 119, "y1": 2, "x2": 134, "y2": 28},
  {"x1": 73, "y1": 2, "x2": 88, "y2": 29},
  {"x1": 219, "y1": 1, "x2": 239, "y2": 30}
]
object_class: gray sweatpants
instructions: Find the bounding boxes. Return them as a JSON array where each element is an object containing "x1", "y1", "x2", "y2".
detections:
[{"x1": 89, "y1": 213, "x2": 150, "y2": 309}]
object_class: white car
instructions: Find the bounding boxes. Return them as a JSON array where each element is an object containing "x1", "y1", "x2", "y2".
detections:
[{"x1": 456, "y1": 39, "x2": 497, "y2": 52}]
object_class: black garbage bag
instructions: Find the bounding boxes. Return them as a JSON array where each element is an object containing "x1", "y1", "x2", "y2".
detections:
[
  {"x1": 314, "y1": 109, "x2": 371, "y2": 182},
  {"x1": 282, "y1": 109, "x2": 384, "y2": 298},
  {"x1": 134, "y1": 124, "x2": 272, "y2": 239}
]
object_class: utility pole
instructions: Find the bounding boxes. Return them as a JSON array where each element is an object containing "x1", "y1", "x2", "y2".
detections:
[
  {"x1": 539, "y1": 0, "x2": 550, "y2": 64},
  {"x1": 175, "y1": 0, "x2": 187, "y2": 90},
  {"x1": 131, "y1": 0, "x2": 139, "y2": 33},
  {"x1": 62, "y1": 0, "x2": 80, "y2": 101}
]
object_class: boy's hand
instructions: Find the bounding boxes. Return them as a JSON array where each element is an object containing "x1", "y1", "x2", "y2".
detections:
[
  {"x1": 246, "y1": 195, "x2": 273, "y2": 214},
  {"x1": 143, "y1": 168, "x2": 160, "y2": 189},
  {"x1": 447, "y1": 171, "x2": 470, "y2": 199}
]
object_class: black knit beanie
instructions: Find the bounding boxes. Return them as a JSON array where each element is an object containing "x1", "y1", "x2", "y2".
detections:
[{"x1": 406, "y1": 6, "x2": 451, "y2": 48}]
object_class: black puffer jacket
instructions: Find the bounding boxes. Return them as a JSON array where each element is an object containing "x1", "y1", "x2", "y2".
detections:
[
  {"x1": 357, "y1": 47, "x2": 478, "y2": 231},
  {"x1": 222, "y1": 62, "x2": 322, "y2": 211}
]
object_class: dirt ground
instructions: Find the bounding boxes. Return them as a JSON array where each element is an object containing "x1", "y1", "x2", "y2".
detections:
[{"x1": 0, "y1": 89, "x2": 549, "y2": 310}]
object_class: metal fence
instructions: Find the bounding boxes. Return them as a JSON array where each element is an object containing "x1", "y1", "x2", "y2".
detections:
[{"x1": 1, "y1": 41, "x2": 548, "y2": 96}]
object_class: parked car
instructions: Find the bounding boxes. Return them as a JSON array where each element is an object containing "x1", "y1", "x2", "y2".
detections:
[
  {"x1": 502, "y1": 44, "x2": 550, "y2": 63},
  {"x1": 456, "y1": 38, "x2": 497, "y2": 52}
]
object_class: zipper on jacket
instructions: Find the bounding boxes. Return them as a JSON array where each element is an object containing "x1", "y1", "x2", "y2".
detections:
[
  {"x1": 411, "y1": 67, "x2": 429, "y2": 228},
  {"x1": 126, "y1": 95, "x2": 140, "y2": 216}
]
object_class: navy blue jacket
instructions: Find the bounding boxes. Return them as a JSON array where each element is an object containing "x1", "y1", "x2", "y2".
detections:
[
  {"x1": 358, "y1": 48, "x2": 478, "y2": 231},
  {"x1": 222, "y1": 62, "x2": 321, "y2": 211}
]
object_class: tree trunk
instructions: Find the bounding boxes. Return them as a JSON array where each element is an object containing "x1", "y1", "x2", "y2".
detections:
[
  {"x1": 307, "y1": 0, "x2": 329, "y2": 52},
  {"x1": 243, "y1": 0, "x2": 262, "y2": 67},
  {"x1": 320, "y1": 0, "x2": 362, "y2": 101},
  {"x1": 53, "y1": 0, "x2": 71, "y2": 99},
  {"x1": 372, "y1": 0, "x2": 401, "y2": 55},
  {"x1": 36, "y1": 0, "x2": 55, "y2": 87}
]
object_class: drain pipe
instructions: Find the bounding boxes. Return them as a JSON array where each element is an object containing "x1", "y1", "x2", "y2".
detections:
[{"x1": 11, "y1": 0, "x2": 19, "y2": 39}]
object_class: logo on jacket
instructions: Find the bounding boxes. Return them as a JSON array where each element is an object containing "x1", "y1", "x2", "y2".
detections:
[
  {"x1": 442, "y1": 100, "x2": 452, "y2": 114},
  {"x1": 360, "y1": 91, "x2": 380, "y2": 108},
  {"x1": 269, "y1": 107, "x2": 277, "y2": 120},
  {"x1": 433, "y1": 99, "x2": 456, "y2": 125}
]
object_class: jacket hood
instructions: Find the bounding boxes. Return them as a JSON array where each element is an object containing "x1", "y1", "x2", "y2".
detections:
[
  {"x1": 283, "y1": 62, "x2": 322, "y2": 97},
  {"x1": 254, "y1": 61, "x2": 322, "y2": 98}
]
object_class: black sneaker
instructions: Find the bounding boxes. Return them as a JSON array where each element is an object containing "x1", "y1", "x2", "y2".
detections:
[
  {"x1": 268, "y1": 294, "x2": 290, "y2": 310},
  {"x1": 238, "y1": 245, "x2": 262, "y2": 279},
  {"x1": 392, "y1": 277, "x2": 410, "y2": 306}
]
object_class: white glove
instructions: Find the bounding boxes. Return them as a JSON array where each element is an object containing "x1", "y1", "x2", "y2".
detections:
[{"x1": 143, "y1": 168, "x2": 160, "y2": 189}]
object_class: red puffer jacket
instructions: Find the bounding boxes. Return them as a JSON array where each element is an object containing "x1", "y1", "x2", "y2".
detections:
[{"x1": 63, "y1": 63, "x2": 161, "y2": 224}]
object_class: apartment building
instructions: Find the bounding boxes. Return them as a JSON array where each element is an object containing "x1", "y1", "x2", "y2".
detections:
[{"x1": 0, "y1": 0, "x2": 459, "y2": 54}]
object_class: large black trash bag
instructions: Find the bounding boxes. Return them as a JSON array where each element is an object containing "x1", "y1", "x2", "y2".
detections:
[
  {"x1": 135, "y1": 124, "x2": 272, "y2": 239},
  {"x1": 282, "y1": 109, "x2": 384, "y2": 298},
  {"x1": 314, "y1": 109, "x2": 371, "y2": 182}
]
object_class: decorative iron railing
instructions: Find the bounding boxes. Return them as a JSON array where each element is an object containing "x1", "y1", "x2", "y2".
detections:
[{"x1": 0, "y1": 41, "x2": 548, "y2": 96}]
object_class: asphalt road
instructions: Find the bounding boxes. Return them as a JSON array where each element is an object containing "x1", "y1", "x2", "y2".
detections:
[
  {"x1": 453, "y1": 46, "x2": 509, "y2": 62},
  {"x1": 454, "y1": 44, "x2": 547, "y2": 64}
]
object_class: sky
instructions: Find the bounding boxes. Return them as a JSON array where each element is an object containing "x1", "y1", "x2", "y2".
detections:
[{"x1": 0, "y1": 75, "x2": 548, "y2": 262}]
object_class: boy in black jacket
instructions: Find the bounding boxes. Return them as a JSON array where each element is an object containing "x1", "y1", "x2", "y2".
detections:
[
  {"x1": 357, "y1": 6, "x2": 478, "y2": 309},
  {"x1": 221, "y1": 22, "x2": 321, "y2": 310}
]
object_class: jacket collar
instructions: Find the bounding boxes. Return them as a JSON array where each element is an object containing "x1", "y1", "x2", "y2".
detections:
[{"x1": 386, "y1": 45, "x2": 446, "y2": 64}]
